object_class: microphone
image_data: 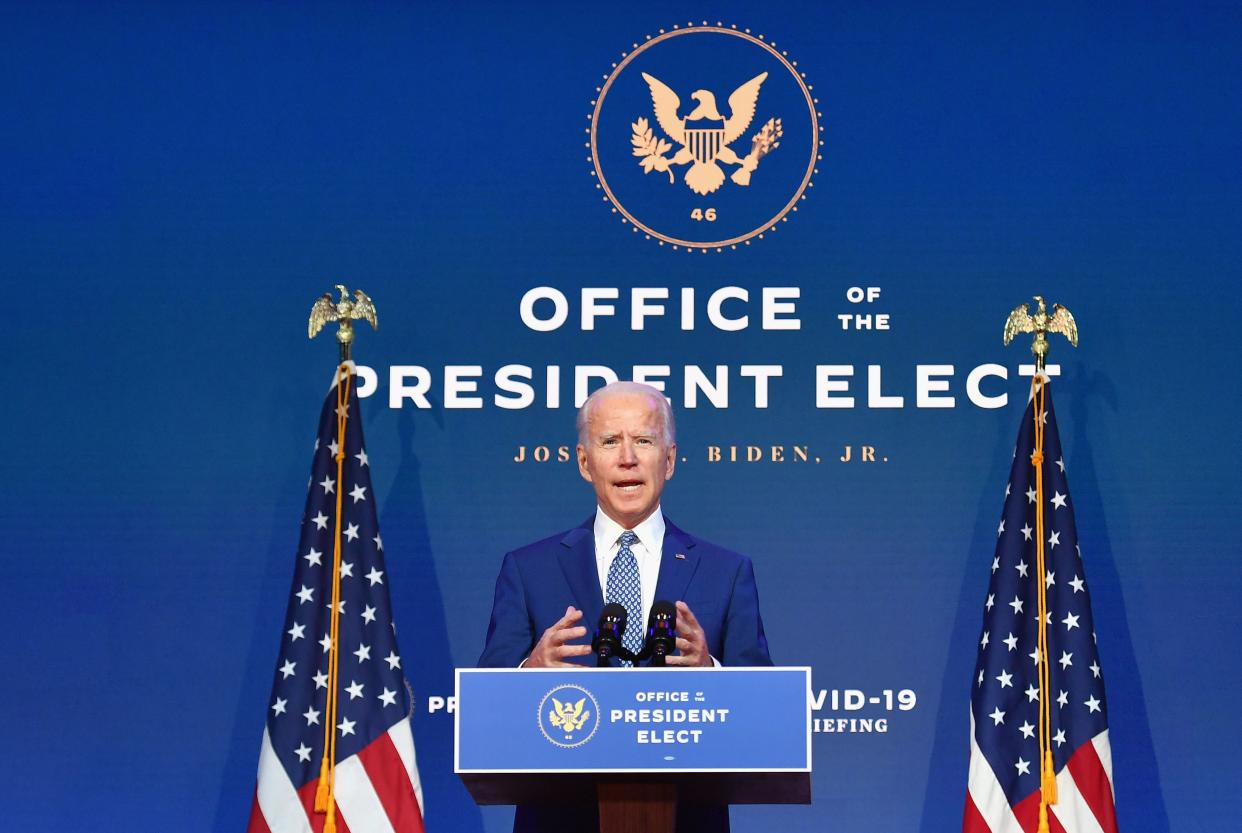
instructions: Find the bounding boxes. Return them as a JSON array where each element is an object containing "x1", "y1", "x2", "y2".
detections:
[
  {"x1": 643, "y1": 600, "x2": 677, "y2": 667},
  {"x1": 592, "y1": 602, "x2": 630, "y2": 667}
]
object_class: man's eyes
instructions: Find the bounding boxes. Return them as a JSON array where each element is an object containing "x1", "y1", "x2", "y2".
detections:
[{"x1": 599, "y1": 437, "x2": 655, "y2": 447}]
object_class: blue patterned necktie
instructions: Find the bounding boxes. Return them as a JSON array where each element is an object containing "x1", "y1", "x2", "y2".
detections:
[{"x1": 606, "y1": 530, "x2": 643, "y2": 666}]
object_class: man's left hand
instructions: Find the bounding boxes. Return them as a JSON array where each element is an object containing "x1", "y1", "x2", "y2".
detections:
[{"x1": 667, "y1": 600, "x2": 712, "y2": 667}]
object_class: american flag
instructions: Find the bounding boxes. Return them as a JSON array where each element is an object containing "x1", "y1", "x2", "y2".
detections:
[
  {"x1": 964, "y1": 379, "x2": 1118, "y2": 833},
  {"x1": 249, "y1": 366, "x2": 425, "y2": 833}
]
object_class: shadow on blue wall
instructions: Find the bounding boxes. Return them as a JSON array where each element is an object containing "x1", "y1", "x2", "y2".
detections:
[
  {"x1": 382, "y1": 404, "x2": 486, "y2": 833},
  {"x1": 1062, "y1": 361, "x2": 1168, "y2": 832}
]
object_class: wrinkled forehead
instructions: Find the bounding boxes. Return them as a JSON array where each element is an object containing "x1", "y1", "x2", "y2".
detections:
[{"x1": 585, "y1": 393, "x2": 664, "y2": 434}]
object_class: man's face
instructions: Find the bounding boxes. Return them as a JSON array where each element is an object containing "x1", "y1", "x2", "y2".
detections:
[{"x1": 577, "y1": 392, "x2": 676, "y2": 529}]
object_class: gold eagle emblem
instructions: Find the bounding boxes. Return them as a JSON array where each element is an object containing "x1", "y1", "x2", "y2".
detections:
[
  {"x1": 547, "y1": 697, "x2": 591, "y2": 737},
  {"x1": 308, "y1": 284, "x2": 378, "y2": 361},
  {"x1": 632, "y1": 72, "x2": 782, "y2": 195},
  {"x1": 1003, "y1": 295, "x2": 1078, "y2": 371}
]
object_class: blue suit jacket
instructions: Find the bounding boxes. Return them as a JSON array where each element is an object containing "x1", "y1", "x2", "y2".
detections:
[{"x1": 479, "y1": 516, "x2": 772, "y2": 668}]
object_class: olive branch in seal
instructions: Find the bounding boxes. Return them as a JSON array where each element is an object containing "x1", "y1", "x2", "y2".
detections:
[
  {"x1": 731, "y1": 117, "x2": 784, "y2": 186},
  {"x1": 631, "y1": 117, "x2": 675, "y2": 182}
]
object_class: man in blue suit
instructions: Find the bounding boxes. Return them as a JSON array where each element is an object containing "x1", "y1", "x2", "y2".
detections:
[{"x1": 479, "y1": 381, "x2": 771, "y2": 832}]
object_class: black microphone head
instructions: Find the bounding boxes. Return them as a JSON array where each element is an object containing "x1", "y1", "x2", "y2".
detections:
[
  {"x1": 644, "y1": 599, "x2": 677, "y2": 663},
  {"x1": 600, "y1": 602, "x2": 628, "y2": 637},
  {"x1": 648, "y1": 599, "x2": 676, "y2": 632}
]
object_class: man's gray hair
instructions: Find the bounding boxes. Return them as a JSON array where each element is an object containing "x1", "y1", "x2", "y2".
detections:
[{"x1": 576, "y1": 381, "x2": 676, "y2": 446}]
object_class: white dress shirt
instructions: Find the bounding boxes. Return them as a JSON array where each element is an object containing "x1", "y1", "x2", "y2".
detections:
[{"x1": 593, "y1": 505, "x2": 664, "y2": 626}]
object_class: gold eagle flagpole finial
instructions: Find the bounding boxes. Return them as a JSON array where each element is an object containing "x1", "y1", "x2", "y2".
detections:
[
  {"x1": 308, "y1": 284, "x2": 379, "y2": 362},
  {"x1": 1002, "y1": 295, "x2": 1078, "y2": 373}
]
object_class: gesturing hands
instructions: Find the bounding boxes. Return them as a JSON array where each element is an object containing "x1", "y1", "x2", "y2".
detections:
[
  {"x1": 666, "y1": 600, "x2": 712, "y2": 667},
  {"x1": 524, "y1": 602, "x2": 713, "y2": 667},
  {"x1": 525, "y1": 606, "x2": 592, "y2": 668}
]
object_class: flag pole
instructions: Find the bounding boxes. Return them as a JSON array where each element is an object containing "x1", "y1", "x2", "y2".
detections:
[
  {"x1": 1002, "y1": 296, "x2": 1079, "y2": 833},
  {"x1": 307, "y1": 287, "x2": 380, "y2": 833}
]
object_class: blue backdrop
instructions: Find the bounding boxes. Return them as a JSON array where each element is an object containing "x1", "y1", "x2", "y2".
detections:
[{"x1": 4, "y1": 2, "x2": 1240, "y2": 831}]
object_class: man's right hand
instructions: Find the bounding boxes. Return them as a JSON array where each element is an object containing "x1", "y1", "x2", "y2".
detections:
[{"x1": 525, "y1": 606, "x2": 592, "y2": 667}]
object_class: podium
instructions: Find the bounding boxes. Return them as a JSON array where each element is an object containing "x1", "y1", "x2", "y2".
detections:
[{"x1": 456, "y1": 667, "x2": 811, "y2": 832}]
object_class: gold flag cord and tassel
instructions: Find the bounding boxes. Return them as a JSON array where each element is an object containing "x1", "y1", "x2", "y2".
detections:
[
  {"x1": 1030, "y1": 376, "x2": 1057, "y2": 833},
  {"x1": 305, "y1": 286, "x2": 378, "y2": 833},
  {"x1": 1003, "y1": 296, "x2": 1076, "y2": 833},
  {"x1": 313, "y1": 364, "x2": 353, "y2": 833}
]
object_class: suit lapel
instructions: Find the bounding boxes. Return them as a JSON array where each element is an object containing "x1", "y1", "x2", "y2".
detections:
[
  {"x1": 654, "y1": 518, "x2": 700, "y2": 604},
  {"x1": 558, "y1": 520, "x2": 604, "y2": 630}
]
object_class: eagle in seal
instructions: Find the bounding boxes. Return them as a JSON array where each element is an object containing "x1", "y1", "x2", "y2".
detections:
[{"x1": 640, "y1": 71, "x2": 768, "y2": 195}]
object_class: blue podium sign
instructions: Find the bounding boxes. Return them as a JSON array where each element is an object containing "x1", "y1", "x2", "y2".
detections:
[{"x1": 455, "y1": 667, "x2": 811, "y2": 774}]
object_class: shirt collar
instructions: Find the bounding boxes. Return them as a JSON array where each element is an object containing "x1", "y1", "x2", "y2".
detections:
[{"x1": 593, "y1": 505, "x2": 665, "y2": 554}]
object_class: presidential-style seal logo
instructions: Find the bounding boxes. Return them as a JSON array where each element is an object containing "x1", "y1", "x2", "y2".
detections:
[
  {"x1": 537, "y1": 684, "x2": 601, "y2": 748},
  {"x1": 589, "y1": 23, "x2": 822, "y2": 251}
]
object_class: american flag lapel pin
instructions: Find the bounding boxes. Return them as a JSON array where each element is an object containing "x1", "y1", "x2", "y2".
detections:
[{"x1": 675, "y1": 553, "x2": 686, "y2": 560}]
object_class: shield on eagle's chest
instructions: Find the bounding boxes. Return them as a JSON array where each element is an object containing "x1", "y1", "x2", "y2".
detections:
[{"x1": 684, "y1": 122, "x2": 725, "y2": 164}]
